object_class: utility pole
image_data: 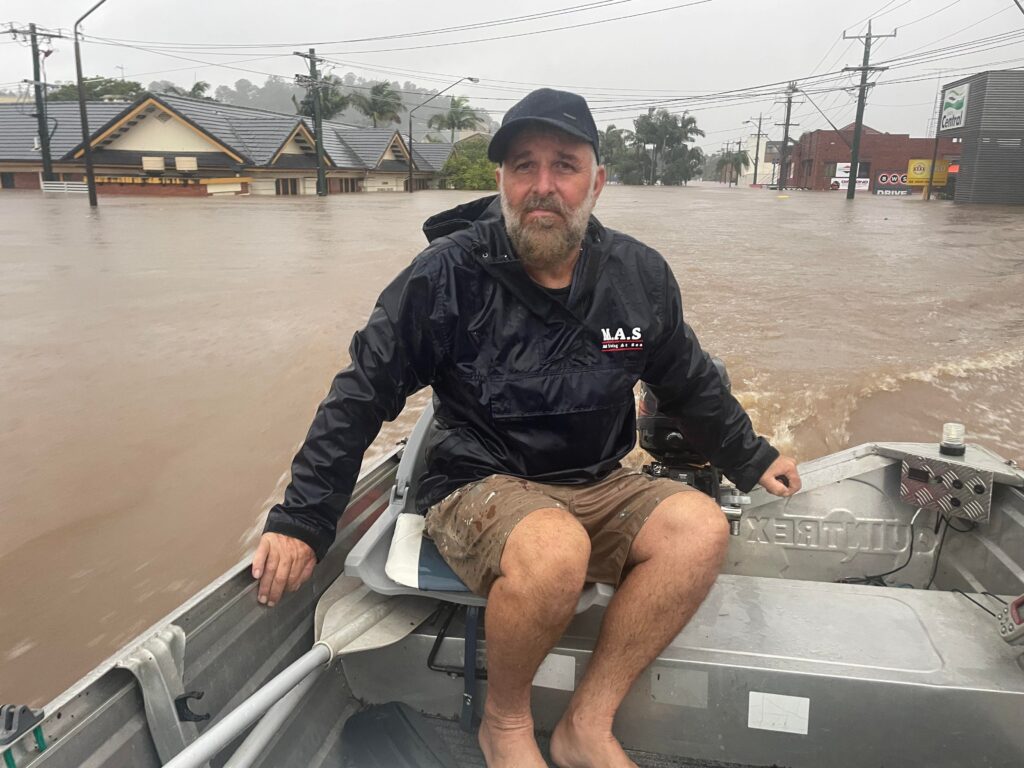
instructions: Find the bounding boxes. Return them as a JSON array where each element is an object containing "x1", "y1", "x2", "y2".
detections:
[
  {"x1": 722, "y1": 141, "x2": 731, "y2": 184},
  {"x1": 775, "y1": 83, "x2": 798, "y2": 191},
  {"x1": 75, "y1": 0, "x2": 112, "y2": 208},
  {"x1": 294, "y1": 49, "x2": 328, "y2": 196},
  {"x1": 734, "y1": 138, "x2": 744, "y2": 186},
  {"x1": 8, "y1": 23, "x2": 66, "y2": 182},
  {"x1": 747, "y1": 113, "x2": 767, "y2": 186},
  {"x1": 843, "y1": 20, "x2": 895, "y2": 199}
]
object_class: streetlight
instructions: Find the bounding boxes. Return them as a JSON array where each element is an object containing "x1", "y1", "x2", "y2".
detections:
[
  {"x1": 407, "y1": 76, "x2": 478, "y2": 193},
  {"x1": 74, "y1": 0, "x2": 111, "y2": 207},
  {"x1": 744, "y1": 115, "x2": 764, "y2": 186}
]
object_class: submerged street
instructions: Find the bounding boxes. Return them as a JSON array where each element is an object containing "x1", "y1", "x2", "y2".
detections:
[{"x1": 2, "y1": 184, "x2": 1022, "y2": 704}]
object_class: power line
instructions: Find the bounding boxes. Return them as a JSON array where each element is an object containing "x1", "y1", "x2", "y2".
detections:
[
  {"x1": 81, "y1": 1, "x2": 637, "y2": 50},
  {"x1": 316, "y1": 0, "x2": 716, "y2": 56},
  {"x1": 893, "y1": 0, "x2": 963, "y2": 31}
]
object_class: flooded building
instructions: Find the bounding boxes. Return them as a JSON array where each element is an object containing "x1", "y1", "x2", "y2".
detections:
[
  {"x1": 0, "y1": 93, "x2": 454, "y2": 196},
  {"x1": 937, "y1": 70, "x2": 1024, "y2": 204},
  {"x1": 786, "y1": 123, "x2": 960, "y2": 193}
]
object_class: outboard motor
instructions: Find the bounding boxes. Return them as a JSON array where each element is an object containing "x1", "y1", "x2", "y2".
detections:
[{"x1": 638, "y1": 356, "x2": 747, "y2": 533}]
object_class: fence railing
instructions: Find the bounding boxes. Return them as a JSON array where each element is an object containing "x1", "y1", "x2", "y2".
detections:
[{"x1": 41, "y1": 181, "x2": 88, "y2": 194}]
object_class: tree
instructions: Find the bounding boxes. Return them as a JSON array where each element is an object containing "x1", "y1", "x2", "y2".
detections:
[
  {"x1": 662, "y1": 145, "x2": 704, "y2": 186},
  {"x1": 427, "y1": 95, "x2": 484, "y2": 143},
  {"x1": 292, "y1": 74, "x2": 351, "y2": 120},
  {"x1": 150, "y1": 80, "x2": 213, "y2": 99},
  {"x1": 49, "y1": 77, "x2": 143, "y2": 102},
  {"x1": 442, "y1": 137, "x2": 497, "y2": 190},
  {"x1": 715, "y1": 150, "x2": 751, "y2": 186},
  {"x1": 351, "y1": 81, "x2": 405, "y2": 128}
]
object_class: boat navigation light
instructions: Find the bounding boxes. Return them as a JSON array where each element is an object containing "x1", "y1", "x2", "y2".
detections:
[{"x1": 940, "y1": 422, "x2": 967, "y2": 456}]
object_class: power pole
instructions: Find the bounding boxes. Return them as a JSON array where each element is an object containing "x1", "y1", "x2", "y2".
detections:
[
  {"x1": 843, "y1": 20, "x2": 895, "y2": 199},
  {"x1": 775, "y1": 83, "x2": 798, "y2": 191},
  {"x1": 8, "y1": 23, "x2": 66, "y2": 182},
  {"x1": 734, "y1": 138, "x2": 744, "y2": 186},
  {"x1": 723, "y1": 141, "x2": 731, "y2": 184},
  {"x1": 748, "y1": 113, "x2": 767, "y2": 186},
  {"x1": 294, "y1": 49, "x2": 328, "y2": 196}
]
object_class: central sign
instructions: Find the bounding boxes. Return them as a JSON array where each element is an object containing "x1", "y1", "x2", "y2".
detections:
[{"x1": 939, "y1": 83, "x2": 969, "y2": 131}]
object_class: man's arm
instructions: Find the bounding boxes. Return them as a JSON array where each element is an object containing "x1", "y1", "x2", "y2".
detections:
[
  {"x1": 254, "y1": 257, "x2": 445, "y2": 605},
  {"x1": 642, "y1": 262, "x2": 799, "y2": 496}
]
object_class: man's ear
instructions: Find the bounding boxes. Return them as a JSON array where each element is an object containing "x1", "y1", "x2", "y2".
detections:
[
  {"x1": 593, "y1": 164, "x2": 608, "y2": 199},
  {"x1": 495, "y1": 165, "x2": 502, "y2": 188}
]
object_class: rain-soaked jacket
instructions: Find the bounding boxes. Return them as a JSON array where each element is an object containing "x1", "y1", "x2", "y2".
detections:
[{"x1": 264, "y1": 195, "x2": 778, "y2": 560}]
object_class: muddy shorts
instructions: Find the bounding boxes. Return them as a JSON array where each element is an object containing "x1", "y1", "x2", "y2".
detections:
[{"x1": 423, "y1": 467, "x2": 693, "y2": 596}]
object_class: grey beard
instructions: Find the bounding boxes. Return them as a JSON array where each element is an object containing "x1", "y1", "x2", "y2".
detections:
[{"x1": 501, "y1": 188, "x2": 595, "y2": 272}]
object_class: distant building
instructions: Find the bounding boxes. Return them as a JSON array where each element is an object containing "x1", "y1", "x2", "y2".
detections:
[
  {"x1": 0, "y1": 93, "x2": 453, "y2": 195},
  {"x1": 786, "y1": 123, "x2": 960, "y2": 193},
  {"x1": 937, "y1": 70, "x2": 1024, "y2": 204}
]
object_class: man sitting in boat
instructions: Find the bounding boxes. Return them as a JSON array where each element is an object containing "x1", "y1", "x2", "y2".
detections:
[{"x1": 251, "y1": 88, "x2": 801, "y2": 768}]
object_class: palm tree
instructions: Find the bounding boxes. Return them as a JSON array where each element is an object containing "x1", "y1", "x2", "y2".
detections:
[
  {"x1": 351, "y1": 81, "x2": 405, "y2": 128},
  {"x1": 292, "y1": 74, "x2": 351, "y2": 121},
  {"x1": 162, "y1": 81, "x2": 213, "y2": 100},
  {"x1": 716, "y1": 150, "x2": 751, "y2": 186},
  {"x1": 427, "y1": 95, "x2": 484, "y2": 143}
]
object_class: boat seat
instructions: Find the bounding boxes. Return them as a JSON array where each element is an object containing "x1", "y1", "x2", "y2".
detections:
[
  {"x1": 345, "y1": 398, "x2": 614, "y2": 611},
  {"x1": 344, "y1": 399, "x2": 612, "y2": 731}
]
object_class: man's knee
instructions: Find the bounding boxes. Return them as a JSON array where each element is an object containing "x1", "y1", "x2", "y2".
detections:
[
  {"x1": 634, "y1": 491, "x2": 730, "y2": 567},
  {"x1": 499, "y1": 507, "x2": 590, "y2": 603}
]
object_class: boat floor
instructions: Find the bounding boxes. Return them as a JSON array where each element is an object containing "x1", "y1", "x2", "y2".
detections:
[{"x1": 426, "y1": 716, "x2": 765, "y2": 768}]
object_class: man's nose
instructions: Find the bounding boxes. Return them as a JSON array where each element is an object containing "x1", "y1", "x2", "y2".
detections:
[{"x1": 532, "y1": 165, "x2": 556, "y2": 196}]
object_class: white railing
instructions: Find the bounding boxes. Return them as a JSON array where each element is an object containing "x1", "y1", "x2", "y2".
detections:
[{"x1": 41, "y1": 181, "x2": 89, "y2": 194}]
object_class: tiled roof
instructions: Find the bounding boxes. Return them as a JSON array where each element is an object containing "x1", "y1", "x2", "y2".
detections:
[
  {"x1": 0, "y1": 102, "x2": 124, "y2": 161},
  {"x1": 411, "y1": 142, "x2": 454, "y2": 172},
  {"x1": 333, "y1": 127, "x2": 403, "y2": 168},
  {"x1": 0, "y1": 94, "x2": 451, "y2": 174}
]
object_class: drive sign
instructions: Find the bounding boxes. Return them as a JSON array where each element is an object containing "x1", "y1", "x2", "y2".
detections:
[{"x1": 940, "y1": 84, "x2": 969, "y2": 131}]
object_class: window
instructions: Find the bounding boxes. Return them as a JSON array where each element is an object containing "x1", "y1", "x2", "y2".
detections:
[
  {"x1": 824, "y1": 162, "x2": 837, "y2": 178},
  {"x1": 1, "y1": 172, "x2": 14, "y2": 189},
  {"x1": 275, "y1": 178, "x2": 299, "y2": 195}
]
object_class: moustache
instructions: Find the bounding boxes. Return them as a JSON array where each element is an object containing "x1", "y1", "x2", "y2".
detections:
[{"x1": 520, "y1": 196, "x2": 568, "y2": 218}]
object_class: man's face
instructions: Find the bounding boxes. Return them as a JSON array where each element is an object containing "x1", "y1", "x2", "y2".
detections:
[{"x1": 497, "y1": 127, "x2": 606, "y2": 271}]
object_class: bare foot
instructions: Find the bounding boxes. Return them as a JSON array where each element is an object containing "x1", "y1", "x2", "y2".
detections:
[
  {"x1": 550, "y1": 711, "x2": 637, "y2": 768},
  {"x1": 478, "y1": 712, "x2": 548, "y2": 768}
]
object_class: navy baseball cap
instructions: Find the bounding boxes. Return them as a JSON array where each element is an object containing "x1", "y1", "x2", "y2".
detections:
[{"x1": 488, "y1": 88, "x2": 600, "y2": 164}]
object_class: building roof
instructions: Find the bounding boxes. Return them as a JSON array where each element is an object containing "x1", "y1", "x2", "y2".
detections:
[
  {"x1": 1, "y1": 93, "x2": 454, "y2": 173},
  {"x1": 411, "y1": 142, "x2": 454, "y2": 172},
  {"x1": 0, "y1": 101, "x2": 124, "y2": 161}
]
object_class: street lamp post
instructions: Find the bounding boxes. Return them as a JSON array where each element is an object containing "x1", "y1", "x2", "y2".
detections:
[
  {"x1": 745, "y1": 115, "x2": 764, "y2": 186},
  {"x1": 74, "y1": 0, "x2": 110, "y2": 207},
  {"x1": 407, "y1": 76, "x2": 478, "y2": 193}
]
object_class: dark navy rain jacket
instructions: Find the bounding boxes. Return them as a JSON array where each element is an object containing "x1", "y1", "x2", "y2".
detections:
[{"x1": 264, "y1": 195, "x2": 779, "y2": 560}]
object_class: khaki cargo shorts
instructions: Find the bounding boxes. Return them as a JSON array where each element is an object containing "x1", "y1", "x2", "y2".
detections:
[{"x1": 423, "y1": 467, "x2": 693, "y2": 596}]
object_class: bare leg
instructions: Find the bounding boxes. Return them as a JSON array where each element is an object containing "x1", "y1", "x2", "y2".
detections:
[
  {"x1": 550, "y1": 492, "x2": 729, "y2": 768},
  {"x1": 480, "y1": 507, "x2": 591, "y2": 768}
]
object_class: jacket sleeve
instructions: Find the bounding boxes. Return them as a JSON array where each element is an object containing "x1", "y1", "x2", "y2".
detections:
[
  {"x1": 641, "y1": 260, "x2": 778, "y2": 492},
  {"x1": 262, "y1": 256, "x2": 445, "y2": 560}
]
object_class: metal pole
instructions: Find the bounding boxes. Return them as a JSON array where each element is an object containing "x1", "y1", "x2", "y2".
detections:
[
  {"x1": 407, "y1": 111, "x2": 414, "y2": 193},
  {"x1": 308, "y1": 48, "x2": 327, "y2": 196},
  {"x1": 925, "y1": 128, "x2": 942, "y2": 201},
  {"x1": 846, "y1": 21, "x2": 872, "y2": 200},
  {"x1": 221, "y1": 666, "x2": 326, "y2": 768},
  {"x1": 407, "y1": 75, "x2": 477, "y2": 193},
  {"x1": 752, "y1": 114, "x2": 762, "y2": 186},
  {"x1": 74, "y1": 0, "x2": 110, "y2": 207},
  {"x1": 29, "y1": 24, "x2": 54, "y2": 182},
  {"x1": 778, "y1": 85, "x2": 795, "y2": 192},
  {"x1": 163, "y1": 645, "x2": 331, "y2": 768}
]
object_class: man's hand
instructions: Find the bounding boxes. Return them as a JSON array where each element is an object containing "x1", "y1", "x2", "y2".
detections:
[
  {"x1": 759, "y1": 455, "x2": 801, "y2": 497},
  {"x1": 251, "y1": 532, "x2": 316, "y2": 607}
]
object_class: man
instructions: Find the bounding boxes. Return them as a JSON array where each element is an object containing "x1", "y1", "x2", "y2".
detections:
[{"x1": 252, "y1": 88, "x2": 800, "y2": 768}]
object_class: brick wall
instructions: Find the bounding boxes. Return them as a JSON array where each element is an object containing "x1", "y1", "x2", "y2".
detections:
[
  {"x1": 13, "y1": 172, "x2": 41, "y2": 189},
  {"x1": 789, "y1": 130, "x2": 960, "y2": 191}
]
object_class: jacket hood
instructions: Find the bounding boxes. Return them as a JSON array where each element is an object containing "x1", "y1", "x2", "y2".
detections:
[{"x1": 422, "y1": 195, "x2": 500, "y2": 243}]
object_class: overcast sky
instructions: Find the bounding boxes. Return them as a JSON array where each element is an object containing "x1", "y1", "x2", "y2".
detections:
[{"x1": 2, "y1": 0, "x2": 1021, "y2": 151}]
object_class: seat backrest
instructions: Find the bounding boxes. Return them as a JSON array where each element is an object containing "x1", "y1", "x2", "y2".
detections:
[{"x1": 345, "y1": 399, "x2": 613, "y2": 612}]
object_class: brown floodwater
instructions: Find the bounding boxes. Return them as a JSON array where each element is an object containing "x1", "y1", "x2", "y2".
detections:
[{"x1": 1, "y1": 185, "x2": 1022, "y2": 706}]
